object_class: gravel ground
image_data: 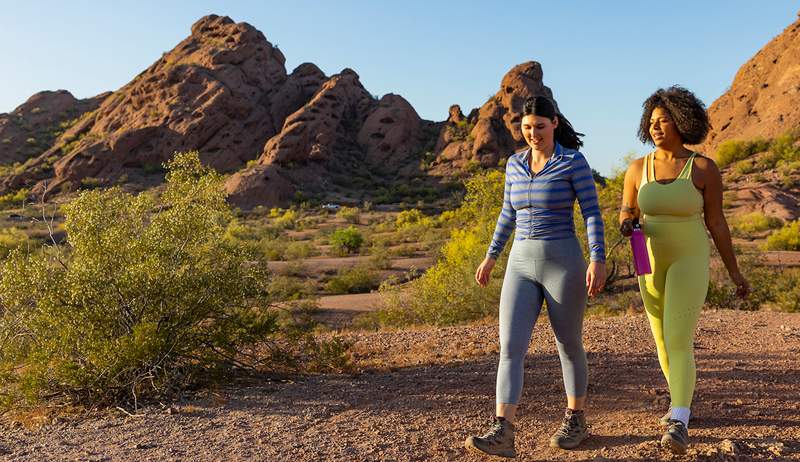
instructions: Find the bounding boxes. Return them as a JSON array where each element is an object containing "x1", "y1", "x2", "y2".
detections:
[{"x1": 1, "y1": 309, "x2": 799, "y2": 461}]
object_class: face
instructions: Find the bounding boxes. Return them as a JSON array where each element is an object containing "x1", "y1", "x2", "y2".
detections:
[
  {"x1": 649, "y1": 107, "x2": 681, "y2": 146},
  {"x1": 521, "y1": 114, "x2": 558, "y2": 151}
]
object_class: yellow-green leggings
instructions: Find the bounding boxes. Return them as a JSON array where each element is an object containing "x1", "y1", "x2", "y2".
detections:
[{"x1": 638, "y1": 215, "x2": 709, "y2": 408}]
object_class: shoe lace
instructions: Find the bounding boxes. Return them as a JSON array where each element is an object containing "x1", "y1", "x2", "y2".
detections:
[
  {"x1": 481, "y1": 419, "x2": 505, "y2": 441},
  {"x1": 554, "y1": 413, "x2": 583, "y2": 437}
]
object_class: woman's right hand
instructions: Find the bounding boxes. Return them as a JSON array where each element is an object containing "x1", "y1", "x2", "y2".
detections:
[
  {"x1": 619, "y1": 218, "x2": 634, "y2": 237},
  {"x1": 475, "y1": 257, "x2": 496, "y2": 288}
]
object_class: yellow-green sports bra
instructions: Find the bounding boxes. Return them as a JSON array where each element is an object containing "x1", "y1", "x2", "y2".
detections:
[{"x1": 638, "y1": 152, "x2": 703, "y2": 219}]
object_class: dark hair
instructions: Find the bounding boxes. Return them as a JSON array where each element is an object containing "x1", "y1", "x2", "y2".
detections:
[
  {"x1": 637, "y1": 86, "x2": 710, "y2": 145},
  {"x1": 522, "y1": 96, "x2": 584, "y2": 149}
]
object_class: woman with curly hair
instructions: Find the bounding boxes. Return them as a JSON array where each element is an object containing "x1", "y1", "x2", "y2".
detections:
[
  {"x1": 465, "y1": 95, "x2": 606, "y2": 457},
  {"x1": 619, "y1": 86, "x2": 750, "y2": 454}
]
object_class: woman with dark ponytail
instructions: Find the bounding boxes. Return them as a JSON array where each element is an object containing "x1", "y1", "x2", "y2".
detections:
[{"x1": 466, "y1": 96, "x2": 606, "y2": 457}]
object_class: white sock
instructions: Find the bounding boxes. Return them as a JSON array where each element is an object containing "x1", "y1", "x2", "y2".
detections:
[{"x1": 671, "y1": 406, "x2": 690, "y2": 426}]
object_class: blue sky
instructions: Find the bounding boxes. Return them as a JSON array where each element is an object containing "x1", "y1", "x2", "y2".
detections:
[{"x1": 1, "y1": 1, "x2": 797, "y2": 175}]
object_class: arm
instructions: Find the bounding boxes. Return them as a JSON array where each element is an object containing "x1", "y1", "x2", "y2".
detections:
[
  {"x1": 619, "y1": 158, "x2": 642, "y2": 236},
  {"x1": 572, "y1": 154, "x2": 606, "y2": 263},
  {"x1": 477, "y1": 165, "x2": 516, "y2": 287},
  {"x1": 486, "y1": 167, "x2": 516, "y2": 260},
  {"x1": 700, "y1": 157, "x2": 749, "y2": 296},
  {"x1": 572, "y1": 153, "x2": 606, "y2": 296}
]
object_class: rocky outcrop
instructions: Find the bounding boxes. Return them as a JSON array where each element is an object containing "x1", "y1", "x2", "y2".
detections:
[
  {"x1": 430, "y1": 61, "x2": 556, "y2": 175},
  {"x1": 700, "y1": 15, "x2": 800, "y2": 156},
  {"x1": 0, "y1": 90, "x2": 106, "y2": 167},
  {"x1": 3, "y1": 14, "x2": 292, "y2": 195}
]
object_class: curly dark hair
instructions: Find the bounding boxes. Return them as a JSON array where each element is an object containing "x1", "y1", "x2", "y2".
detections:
[
  {"x1": 637, "y1": 86, "x2": 710, "y2": 145},
  {"x1": 523, "y1": 96, "x2": 584, "y2": 149}
]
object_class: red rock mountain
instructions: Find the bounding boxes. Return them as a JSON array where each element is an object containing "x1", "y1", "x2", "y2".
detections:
[
  {"x1": 0, "y1": 90, "x2": 106, "y2": 166},
  {"x1": 1, "y1": 15, "x2": 572, "y2": 209},
  {"x1": 701, "y1": 13, "x2": 800, "y2": 156},
  {"x1": 429, "y1": 62, "x2": 557, "y2": 176}
]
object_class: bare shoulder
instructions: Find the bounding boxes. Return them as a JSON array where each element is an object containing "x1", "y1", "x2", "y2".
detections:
[
  {"x1": 692, "y1": 153, "x2": 721, "y2": 175},
  {"x1": 626, "y1": 156, "x2": 645, "y2": 175}
]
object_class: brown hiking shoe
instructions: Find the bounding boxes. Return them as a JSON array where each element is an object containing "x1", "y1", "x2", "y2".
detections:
[
  {"x1": 465, "y1": 417, "x2": 516, "y2": 458},
  {"x1": 549, "y1": 409, "x2": 589, "y2": 449}
]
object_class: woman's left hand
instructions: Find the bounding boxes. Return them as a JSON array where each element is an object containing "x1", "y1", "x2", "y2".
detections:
[
  {"x1": 731, "y1": 271, "x2": 750, "y2": 298},
  {"x1": 586, "y1": 261, "x2": 606, "y2": 297}
]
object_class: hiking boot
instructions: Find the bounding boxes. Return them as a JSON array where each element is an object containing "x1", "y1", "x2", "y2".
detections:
[
  {"x1": 659, "y1": 408, "x2": 694, "y2": 426},
  {"x1": 661, "y1": 419, "x2": 689, "y2": 454},
  {"x1": 549, "y1": 409, "x2": 589, "y2": 449},
  {"x1": 465, "y1": 417, "x2": 516, "y2": 458}
]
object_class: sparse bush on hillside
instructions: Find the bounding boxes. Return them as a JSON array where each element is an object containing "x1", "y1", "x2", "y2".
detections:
[
  {"x1": 0, "y1": 151, "x2": 347, "y2": 409},
  {"x1": 716, "y1": 138, "x2": 770, "y2": 168},
  {"x1": 765, "y1": 220, "x2": 800, "y2": 251},
  {"x1": 330, "y1": 226, "x2": 364, "y2": 255},
  {"x1": 731, "y1": 212, "x2": 783, "y2": 237},
  {"x1": 337, "y1": 206, "x2": 360, "y2": 224},
  {"x1": 324, "y1": 265, "x2": 381, "y2": 295},
  {"x1": 0, "y1": 188, "x2": 31, "y2": 210}
]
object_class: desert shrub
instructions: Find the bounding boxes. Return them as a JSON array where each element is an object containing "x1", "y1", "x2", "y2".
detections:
[
  {"x1": 0, "y1": 227, "x2": 30, "y2": 258},
  {"x1": 771, "y1": 131, "x2": 800, "y2": 164},
  {"x1": 284, "y1": 241, "x2": 316, "y2": 260},
  {"x1": 330, "y1": 226, "x2": 364, "y2": 255},
  {"x1": 336, "y1": 206, "x2": 360, "y2": 224},
  {"x1": 366, "y1": 244, "x2": 393, "y2": 270},
  {"x1": 324, "y1": 265, "x2": 380, "y2": 295},
  {"x1": 395, "y1": 209, "x2": 425, "y2": 228},
  {"x1": 0, "y1": 151, "x2": 343, "y2": 409},
  {"x1": 257, "y1": 238, "x2": 286, "y2": 261},
  {"x1": 732, "y1": 159, "x2": 757, "y2": 175},
  {"x1": 730, "y1": 212, "x2": 782, "y2": 237},
  {"x1": 268, "y1": 275, "x2": 315, "y2": 301},
  {"x1": 715, "y1": 138, "x2": 770, "y2": 168},
  {"x1": 273, "y1": 209, "x2": 298, "y2": 229},
  {"x1": 764, "y1": 220, "x2": 800, "y2": 251},
  {"x1": 366, "y1": 170, "x2": 507, "y2": 327},
  {"x1": 0, "y1": 188, "x2": 31, "y2": 210}
]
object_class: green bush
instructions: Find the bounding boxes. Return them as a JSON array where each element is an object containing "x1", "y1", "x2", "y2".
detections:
[
  {"x1": 715, "y1": 138, "x2": 770, "y2": 168},
  {"x1": 273, "y1": 209, "x2": 298, "y2": 229},
  {"x1": 0, "y1": 227, "x2": 30, "y2": 258},
  {"x1": 285, "y1": 241, "x2": 316, "y2": 260},
  {"x1": 771, "y1": 132, "x2": 800, "y2": 164},
  {"x1": 366, "y1": 170, "x2": 507, "y2": 327},
  {"x1": 0, "y1": 151, "x2": 319, "y2": 408},
  {"x1": 324, "y1": 265, "x2": 380, "y2": 294},
  {"x1": 268, "y1": 275, "x2": 315, "y2": 301},
  {"x1": 336, "y1": 206, "x2": 360, "y2": 224},
  {"x1": 765, "y1": 221, "x2": 800, "y2": 251},
  {"x1": 0, "y1": 188, "x2": 31, "y2": 209},
  {"x1": 330, "y1": 226, "x2": 364, "y2": 255},
  {"x1": 731, "y1": 212, "x2": 782, "y2": 237}
]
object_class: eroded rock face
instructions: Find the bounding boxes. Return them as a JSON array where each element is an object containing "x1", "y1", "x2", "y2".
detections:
[
  {"x1": 430, "y1": 61, "x2": 557, "y2": 175},
  {"x1": 0, "y1": 90, "x2": 106, "y2": 166},
  {"x1": 223, "y1": 163, "x2": 295, "y2": 209},
  {"x1": 3, "y1": 14, "x2": 292, "y2": 195},
  {"x1": 260, "y1": 69, "x2": 375, "y2": 166},
  {"x1": 358, "y1": 93, "x2": 422, "y2": 171},
  {"x1": 700, "y1": 16, "x2": 800, "y2": 157}
]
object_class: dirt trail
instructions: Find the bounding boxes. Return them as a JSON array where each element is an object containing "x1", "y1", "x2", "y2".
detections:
[{"x1": 1, "y1": 310, "x2": 799, "y2": 461}]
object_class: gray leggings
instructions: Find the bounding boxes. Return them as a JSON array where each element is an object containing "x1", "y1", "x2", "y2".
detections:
[{"x1": 496, "y1": 237, "x2": 589, "y2": 405}]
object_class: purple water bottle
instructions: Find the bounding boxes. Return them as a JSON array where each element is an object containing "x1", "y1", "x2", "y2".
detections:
[{"x1": 630, "y1": 225, "x2": 652, "y2": 276}]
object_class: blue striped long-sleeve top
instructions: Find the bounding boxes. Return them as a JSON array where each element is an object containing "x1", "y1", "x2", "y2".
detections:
[{"x1": 486, "y1": 142, "x2": 606, "y2": 262}]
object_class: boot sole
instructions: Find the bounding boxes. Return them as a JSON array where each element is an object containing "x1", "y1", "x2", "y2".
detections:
[
  {"x1": 549, "y1": 434, "x2": 588, "y2": 450},
  {"x1": 660, "y1": 435, "x2": 687, "y2": 455},
  {"x1": 465, "y1": 437, "x2": 516, "y2": 458}
]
